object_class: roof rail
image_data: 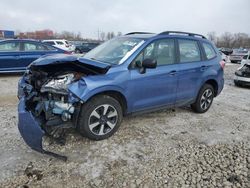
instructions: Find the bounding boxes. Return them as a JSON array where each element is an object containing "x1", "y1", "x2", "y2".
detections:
[
  {"x1": 125, "y1": 32, "x2": 154, "y2": 35},
  {"x1": 158, "y1": 31, "x2": 206, "y2": 39}
]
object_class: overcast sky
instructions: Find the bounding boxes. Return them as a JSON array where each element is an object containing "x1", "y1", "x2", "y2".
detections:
[{"x1": 0, "y1": 0, "x2": 249, "y2": 38}]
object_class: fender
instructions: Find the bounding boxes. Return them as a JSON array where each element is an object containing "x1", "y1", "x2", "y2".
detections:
[{"x1": 81, "y1": 85, "x2": 127, "y2": 102}]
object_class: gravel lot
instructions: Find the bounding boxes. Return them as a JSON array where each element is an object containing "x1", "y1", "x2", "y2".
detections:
[{"x1": 0, "y1": 63, "x2": 249, "y2": 188}]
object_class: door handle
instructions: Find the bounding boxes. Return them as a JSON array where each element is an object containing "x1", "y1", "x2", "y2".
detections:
[
  {"x1": 168, "y1": 70, "x2": 177, "y2": 76},
  {"x1": 200, "y1": 65, "x2": 208, "y2": 71}
]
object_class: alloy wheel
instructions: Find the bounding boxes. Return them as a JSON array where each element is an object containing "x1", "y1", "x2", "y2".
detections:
[
  {"x1": 200, "y1": 89, "x2": 213, "y2": 110},
  {"x1": 88, "y1": 104, "x2": 118, "y2": 136}
]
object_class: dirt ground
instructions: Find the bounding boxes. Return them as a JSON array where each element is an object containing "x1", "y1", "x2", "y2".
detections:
[{"x1": 0, "y1": 63, "x2": 249, "y2": 188}]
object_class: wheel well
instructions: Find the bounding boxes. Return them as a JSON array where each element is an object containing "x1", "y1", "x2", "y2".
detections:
[
  {"x1": 89, "y1": 91, "x2": 127, "y2": 115},
  {"x1": 205, "y1": 79, "x2": 218, "y2": 96}
]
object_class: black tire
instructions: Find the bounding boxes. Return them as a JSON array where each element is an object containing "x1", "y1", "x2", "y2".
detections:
[
  {"x1": 234, "y1": 80, "x2": 243, "y2": 87},
  {"x1": 78, "y1": 95, "x2": 123, "y2": 140},
  {"x1": 191, "y1": 84, "x2": 214, "y2": 113}
]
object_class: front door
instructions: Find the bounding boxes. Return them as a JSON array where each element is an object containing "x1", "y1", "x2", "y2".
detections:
[
  {"x1": 128, "y1": 39, "x2": 178, "y2": 112},
  {"x1": 0, "y1": 41, "x2": 22, "y2": 71}
]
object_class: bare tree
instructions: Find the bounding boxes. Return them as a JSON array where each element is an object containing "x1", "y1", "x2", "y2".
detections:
[
  {"x1": 207, "y1": 32, "x2": 217, "y2": 43},
  {"x1": 117, "y1": 32, "x2": 122, "y2": 36},
  {"x1": 100, "y1": 32, "x2": 105, "y2": 41}
]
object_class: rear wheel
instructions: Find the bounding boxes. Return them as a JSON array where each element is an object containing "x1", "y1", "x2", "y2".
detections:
[
  {"x1": 191, "y1": 84, "x2": 214, "y2": 113},
  {"x1": 78, "y1": 95, "x2": 123, "y2": 140}
]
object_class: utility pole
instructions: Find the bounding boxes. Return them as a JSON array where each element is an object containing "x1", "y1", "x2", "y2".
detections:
[{"x1": 97, "y1": 28, "x2": 100, "y2": 40}]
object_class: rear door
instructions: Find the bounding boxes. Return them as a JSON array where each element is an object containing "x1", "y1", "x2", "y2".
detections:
[
  {"x1": 176, "y1": 39, "x2": 204, "y2": 105},
  {"x1": 0, "y1": 41, "x2": 22, "y2": 71},
  {"x1": 18, "y1": 41, "x2": 57, "y2": 69},
  {"x1": 128, "y1": 38, "x2": 178, "y2": 112}
]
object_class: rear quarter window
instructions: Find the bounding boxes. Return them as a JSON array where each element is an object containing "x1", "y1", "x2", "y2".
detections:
[
  {"x1": 202, "y1": 42, "x2": 216, "y2": 59},
  {"x1": 56, "y1": 41, "x2": 64, "y2": 45}
]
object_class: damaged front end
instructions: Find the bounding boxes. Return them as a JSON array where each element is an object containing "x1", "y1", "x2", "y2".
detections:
[
  {"x1": 17, "y1": 54, "x2": 110, "y2": 160},
  {"x1": 234, "y1": 63, "x2": 250, "y2": 86}
]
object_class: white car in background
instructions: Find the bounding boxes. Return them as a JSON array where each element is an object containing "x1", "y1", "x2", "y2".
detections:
[
  {"x1": 42, "y1": 39, "x2": 75, "y2": 52},
  {"x1": 230, "y1": 49, "x2": 249, "y2": 63},
  {"x1": 241, "y1": 53, "x2": 250, "y2": 66}
]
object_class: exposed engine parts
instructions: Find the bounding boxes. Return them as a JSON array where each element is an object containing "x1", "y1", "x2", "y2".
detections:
[{"x1": 20, "y1": 70, "x2": 84, "y2": 139}]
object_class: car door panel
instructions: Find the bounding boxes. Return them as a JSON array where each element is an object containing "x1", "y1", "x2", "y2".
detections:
[
  {"x1": 0, "y1": 52, "x2": 22, "y2": 71},
  {"x1": 18, "y1": 52, "x2": 44, "y2": 69},
  {"x1": 0, "y1": 41, "x2": 22, "y2": 71},
  {"x1": 176, "y1": 39, "x2": 204, "y2": 104},
  {"x1": 129, "y1": 64, "x2": 178, "y2": 112},
  {"x1": 176, "y1": 61, "x2": 204, "y2": 103}
]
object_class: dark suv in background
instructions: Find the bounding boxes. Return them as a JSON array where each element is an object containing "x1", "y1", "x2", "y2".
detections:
[{"x1": 74, "y1": 42, "x2": 100, "y2": 54}]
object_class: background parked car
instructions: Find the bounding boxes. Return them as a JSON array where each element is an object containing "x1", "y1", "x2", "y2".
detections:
[
  {"x1": 219, "y1": 47, "x2": 233, "y2": 56},
  {"x1": 0, "y1": 39, "x2": 67, "y2": 73},
  {"x1": 240, "y1": 53, "x2": 250, "y2": 66},
  {"x1": 74, "y1": 42, "x2": 100, "y2": 54},
  {"x1": 229, "y1": 49, "x2": 249, "y2": 63},
  {"x1": 234, "y1": 63, "x2": 250, "y2": 87},
  {"x1": 42, "y1": 39, "x2": 75, "y2": 52}
]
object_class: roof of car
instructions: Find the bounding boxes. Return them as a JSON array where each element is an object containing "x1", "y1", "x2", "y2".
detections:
[
  {"x1": 124, "y1": 31, "x2": 207, "y2": 41},
  {"x1": 0, "y1": 39, "x2": 40, "y2": 43},
  {"x1": 42, "y1": 39, "x2": 67, "y2": 41}
]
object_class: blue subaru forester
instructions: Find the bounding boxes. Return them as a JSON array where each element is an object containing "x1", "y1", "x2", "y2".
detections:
[{"x1": 18, "y1": 31, "x2": 224, "y2": 160}]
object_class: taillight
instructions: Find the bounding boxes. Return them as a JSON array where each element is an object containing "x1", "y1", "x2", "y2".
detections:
[{"x1": 219, "y1": 60, "x2": 225, "y2": 69}]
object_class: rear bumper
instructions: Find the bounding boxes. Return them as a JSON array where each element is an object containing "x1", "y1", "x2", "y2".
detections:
[{"x1": 18, "y1": 97, "x2": 67, "y2": 161}]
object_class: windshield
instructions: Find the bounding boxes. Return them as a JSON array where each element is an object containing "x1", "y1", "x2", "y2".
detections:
[{"x1": 84, "y1": 37, "x2": 144, "y2": 65}]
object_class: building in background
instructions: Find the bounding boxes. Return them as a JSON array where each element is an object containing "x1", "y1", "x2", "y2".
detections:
[
  {"x1": 0, "y1": 30, "x2": 15, "y2": 39},
  {"x1": 19, "y1": 29, "x2": 54, "y2": 39}
]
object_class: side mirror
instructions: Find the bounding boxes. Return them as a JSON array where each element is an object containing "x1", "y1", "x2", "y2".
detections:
[
  {"x1": 139, "y1": 58, "x2": 157, "y2": 74},
  {"x1": 142, "y1": 58, "x2": 157, "y2": 68}
]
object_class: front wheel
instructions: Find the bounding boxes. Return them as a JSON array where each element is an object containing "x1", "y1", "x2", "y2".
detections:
[
  {"x1": 78, "y1": 95, "x2": 123, "y2": 140},
  {"x1": 191, "y1": 84, "x2": 214, "y2": 113}
]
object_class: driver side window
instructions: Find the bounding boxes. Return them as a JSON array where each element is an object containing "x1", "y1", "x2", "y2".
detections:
[{"x1": 132, "y1": 39, "x2": 175, "y2": 68}]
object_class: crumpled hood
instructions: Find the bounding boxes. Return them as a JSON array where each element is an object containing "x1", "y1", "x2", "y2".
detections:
[{"x1": 29, "y1": 54, "x2": 111, "y2": 74}]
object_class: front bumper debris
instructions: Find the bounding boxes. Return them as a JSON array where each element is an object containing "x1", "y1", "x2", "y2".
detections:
[{"x1": 18, "y1": 97, "x2": 67, "y2": 161}]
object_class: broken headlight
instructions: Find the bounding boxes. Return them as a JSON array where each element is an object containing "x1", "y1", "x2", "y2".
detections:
[{"x1": 41, "y1": 74, "x2": 75, "y2": 95}]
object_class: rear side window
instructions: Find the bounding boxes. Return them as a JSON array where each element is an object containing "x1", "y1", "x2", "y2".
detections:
[
  {"x1": 178, "y1": 39, "x2": 201, "y2": 63},
  {"x1": 0, "y1": 42, "x2": 20, "y2": 52},
  {"x1": 44, "y1": 41, "x2": 55, "y2": 45},
  {"x1": 202, "y1": 42, "x2": 216, "y2": 59},
  {"x1": 23, "y1": 42, "x2": 47, "y2": 51},
  {"x1": 56, "y1": 41, "x2": 64, "y2": 45},
  {"x1": 45, "y1": 45, "x2": 57, "y2": 51}
]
